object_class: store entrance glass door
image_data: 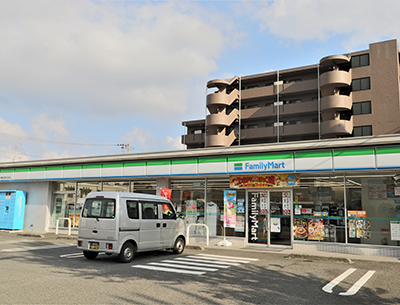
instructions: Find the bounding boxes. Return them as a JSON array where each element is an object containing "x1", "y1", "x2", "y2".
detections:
[
  {"x1": 248, "y1": 190, "x2": 292, "y2": 247},
  {"x1": 269, "y1": 190, "x2": 292, "y2": 246}
]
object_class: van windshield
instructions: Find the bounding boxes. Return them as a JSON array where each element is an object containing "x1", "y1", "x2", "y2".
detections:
[{"x1": 82, "y1": 198, "x2": 115, "y2": 219}]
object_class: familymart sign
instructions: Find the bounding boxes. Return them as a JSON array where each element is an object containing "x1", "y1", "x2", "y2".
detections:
[{"x1": 228, "y1": 153, "x2": 294, "y2": 174}]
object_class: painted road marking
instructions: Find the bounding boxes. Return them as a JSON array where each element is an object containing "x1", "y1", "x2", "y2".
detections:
[
  {"x1": 2, "y1": 243, "x2": 75, "y2": 252},
  {"x1": 132, "y1": 254, "x2": 258, "y2": 275},
  {"x1": 322, "y1": 268, "x2": 375, "y2": 296},
  {"x1": 322, "y1": 268, "x2": 356, "y2": 293},
  {"x1": 339, "y1": 270, "x2": 376, "y2": 296}
]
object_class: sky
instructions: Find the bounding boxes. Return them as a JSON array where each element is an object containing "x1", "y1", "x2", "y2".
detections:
[{"x1": 1, "y1": 0, "x2": 400, "y2": 162}]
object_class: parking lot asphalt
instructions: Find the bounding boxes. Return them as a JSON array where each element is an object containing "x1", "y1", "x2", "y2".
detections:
[{"x1": 4, "y1": 230, "x2": 399, "y2": 264}]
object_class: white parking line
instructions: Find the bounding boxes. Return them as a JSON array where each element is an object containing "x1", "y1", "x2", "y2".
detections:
[
  {"x1": 132, "y1": 265, "x2": 205, "y2": 275},
  {"x1": 131, "y1": 254, "x2": 257, "y2": 275},
  {"x1": 322, "y1": 268, "x2": 375, "y2": 296},
  {"x1": 339, "y1": 270, "x2": 376, "y2": 296},
  {"x1": 2, "y1": 243, "x2": 75, "y2": 252}
]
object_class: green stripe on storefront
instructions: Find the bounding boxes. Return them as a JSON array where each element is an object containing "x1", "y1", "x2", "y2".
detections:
[
  {"x1": 147, "y1": 160, "x2": 171, "y2": 166},
  {"x1": 124, "y1": 161, "x2": 146, "y2": 167},
  {"x1": 29, "y1": 167, "x2": 47, "y2": 172},
  {"x1": 103, "y1": 163, "x2": 123, "y2": 168},
  {"x1": 171, "y1": 159, "x2": 198, "y2": 165},
  {"x1": 63, "y1": 165, "x2": 81, "y2": 170},
  {"x1": 46, "y1": 166, "x2": 64, "y2": 171},
  {"x1": 82, "y1": 164, "x2": 102, "y2": 169},
  {"x1": 334, "y1": 148, "x2": 375, "y2": 157},
  {"x1": 376, "y1": 146, "x2": 400, "y2": 154},
  {"x1": 295, "y1": 151, "x2": 332, "y2": 158},
  {"x1": 199, "y1": 157, "x2": 227, "y2": 163}
]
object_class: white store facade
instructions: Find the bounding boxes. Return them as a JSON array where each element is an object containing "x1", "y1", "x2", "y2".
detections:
[{"x1": 1, "y1": 135, "x2": 400, "y2": 257}]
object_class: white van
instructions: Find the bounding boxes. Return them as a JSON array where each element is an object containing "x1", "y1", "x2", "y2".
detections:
[{"x1": 77, "y1": 192, "x2": 186, "y2": 263}]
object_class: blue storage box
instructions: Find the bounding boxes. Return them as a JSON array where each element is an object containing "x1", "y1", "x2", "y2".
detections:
[{"x1": 0, "y1": 190, "x2": 26, "y2": 230}]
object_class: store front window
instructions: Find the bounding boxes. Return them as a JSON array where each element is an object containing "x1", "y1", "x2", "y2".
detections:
[
  {"x1": 170, "y1": 179, "x2": 205, "y2": 236},
  {"x1": 346, "y1": 174, "x2": 400, "y2": 246},
  {"x1": 102, "y1": 181, "x2": 130, "y2": 192},
  {"x1": 130, "y1": 180, "x2": 156, "y2": 194},
  {"x1": 293, "y1": 176, "x2": 345, "y2": 243},
  {"x1": 206, "y1": 180, "x2": 246, "y2": 238}
]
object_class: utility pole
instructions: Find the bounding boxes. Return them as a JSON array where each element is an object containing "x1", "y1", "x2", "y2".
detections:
[{"x1": 117, "y1": 143, "x2": 130, "y2": 154}]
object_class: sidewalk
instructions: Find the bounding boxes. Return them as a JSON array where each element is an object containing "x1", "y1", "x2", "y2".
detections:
[{"x1": 13, "y1": 231, "x2": 400, "y2": 264}]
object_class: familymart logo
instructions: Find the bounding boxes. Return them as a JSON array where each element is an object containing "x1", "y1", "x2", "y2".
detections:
[{"x1": 234, "y1": 161, "x2": 286, "y2": 171}]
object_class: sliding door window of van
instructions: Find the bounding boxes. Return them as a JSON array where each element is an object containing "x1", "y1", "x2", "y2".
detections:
[
  {"x1": 141, "y1": 202, "x2": 158, "y2": 219},
  {"x1": 127, "y1": 200, "x2": 139, "y2": 219},
  {"x1": 162, "y1": 203, "x2": 175, "y2": 219}
]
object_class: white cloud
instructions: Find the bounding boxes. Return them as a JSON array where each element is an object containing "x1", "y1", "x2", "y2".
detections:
[
  {"x1": 122, "y1": 127, "x2": 183, "y2": 153},
  {"x1": 0, "y1": 0, "x2": 231, "y2": 120},
  {"x1": 252, "y1": 0, "x2": 400, "y2": 50}
]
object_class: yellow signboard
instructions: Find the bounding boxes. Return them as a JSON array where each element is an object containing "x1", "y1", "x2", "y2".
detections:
[{"x1": 230, "y1": 174, "x2": 300, "y2": 188}]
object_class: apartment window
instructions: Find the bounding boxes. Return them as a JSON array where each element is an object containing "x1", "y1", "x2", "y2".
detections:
[
  {"x1": 287, "y1": 79, "x2": 301, "y2": 83},
  {"x1": 247, "y1": 85, "x2": 259, "y2": 89},
  {"x1": 352, "y1": 77, "x2": 370, "y2": 91},
  {"x1": 246, "y1": 104, "x2": 259, "y2": 109},
  {"x1": 353, "y1": 125, "x2": 372, "y2": 137},
  {"x1": 265, "y1": 102, "x2": 274, "y2": 107},
  {"x1": 246, "y1": 124, "x2": 258, "y2": 129},
  {"x1": 312, "y1": 97, "x2": 318, "y2": 101},
  {"x1": 353, "y1": 101, "x2": 371, "y2": 115},
  {"x1": 285, "y1": 120, "x2": 302, "y2": 125},
  {"x1": 351, "y1": 54, "x2": 369, "y2": 68},
  {"x1": 265, "y1": 82, "x2": 274, "y2": 87},
  {"x1": 286, "y1": 99, "x2": 301, "y2": 104}
]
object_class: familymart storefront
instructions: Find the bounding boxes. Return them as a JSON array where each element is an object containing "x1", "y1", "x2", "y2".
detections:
[{"x1": 0, "y1": 135, "x2": 400, "y2": 257}]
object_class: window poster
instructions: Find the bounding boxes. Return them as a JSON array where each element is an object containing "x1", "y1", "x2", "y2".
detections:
[
  {"x1": 294, "y1": 218, "x2": 308, "y2": 240},
  {"x1": 271, "y1": 217, "x2": 281, "y2": 233},
  {"x1": 186, "y1": 200, "x2": 197, "y2": 215},
  {"x1": 235, "y1": 215, "x2": 245, "y2": 232},
  {"x1": 224, "y1": 190, "x2": 237, "y2": 228},
  {"x1": 308, "y1": 219, "x2": 324, "y2": 240},
  {"x1": 237, "y1": 199, "x2": 245, "y2": 214},
  {"x1": 390, "y1": 221, "x2": 400, "y2": 241},
  {"x1": 348, "y1": 219, "x2": 371, "y2": 238}
]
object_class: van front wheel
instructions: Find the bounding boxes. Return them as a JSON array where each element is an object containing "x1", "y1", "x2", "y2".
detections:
[
  {"x1": 119, "y1": 242, "x2": 136, "y2": 263},
  {"x1": 173, "y1": 237, "x2": 185, "y2": 254},
  {"x1": 83, "y1": 251, "x2": 98, "y2": 260}
]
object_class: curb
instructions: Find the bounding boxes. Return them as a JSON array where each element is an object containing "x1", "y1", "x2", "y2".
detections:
[
  {"x1": 285, "y1": 253, "x2": 353, "y2": 263},
  {"x1": 16, "y1": 232, "x2": 45, "y2": 238}
]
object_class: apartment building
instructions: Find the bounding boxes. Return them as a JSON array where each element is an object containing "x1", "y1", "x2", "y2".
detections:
[{"x1": 182, "y1": 39, "x2": 400, "y2": 149}]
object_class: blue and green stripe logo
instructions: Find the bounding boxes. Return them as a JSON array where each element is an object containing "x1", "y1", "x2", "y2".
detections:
[{"x1": 234, "y1": 163, "x2": 243, "y2": 170}]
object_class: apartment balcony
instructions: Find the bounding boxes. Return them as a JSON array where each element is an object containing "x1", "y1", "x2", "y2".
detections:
[
  {"x1": 207, "y1": 76, "x2": 238, "y2": 89},
  {"x1": 205, "y1": 130, "x2": 237, "y2": 147},
  {"x1": 207, "y1": 89, "x2": 239, "y2": 110},
  {"x1": 320, "y1": 70, "x2": 351, "y2": 90},
  {"x1": 321, "y1": 117, "x2": 353, "y2": 137},
  {"x1": 206, "y1": 109, "x2": 238, "y2": 127},
  {"x1": 181, "y1": 133, "x2": 205, "y2": 146},
  {"x1": 320, "y1": 54, "x2": 350, "y2": 67},
  {"x1": 321, "y1": 95, "x2": 352, "y2": 112}
]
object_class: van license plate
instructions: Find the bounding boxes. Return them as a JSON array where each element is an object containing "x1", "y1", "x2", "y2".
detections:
[{"x1": 90, "y1": 242, "x2": 99, "y2": 250}]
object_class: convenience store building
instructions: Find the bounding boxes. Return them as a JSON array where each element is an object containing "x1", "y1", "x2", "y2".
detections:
[{"x1": 1, "y1": 135, "x2": 400, "y2": 257}]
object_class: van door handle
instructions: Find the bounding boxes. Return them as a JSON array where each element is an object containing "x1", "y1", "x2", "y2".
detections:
[
  {"x1": 163, "y1": 223, "x2": 167, "y2": 228},
  {"x1": 92, "y1": 230, "x2": 98, "y2": 234},
  {"x1": 156, "y1": 223, "x2": 161, "y2": 227}
]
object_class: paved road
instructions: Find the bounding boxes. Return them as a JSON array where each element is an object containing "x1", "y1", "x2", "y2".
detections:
[{"x1": 0, "y1": 233, "x2": 399, "y2": 304}]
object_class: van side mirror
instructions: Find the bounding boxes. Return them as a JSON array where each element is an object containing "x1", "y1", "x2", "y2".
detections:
[{"x1": 176, "y1": 213, "x2": 185, "y2": 220}]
